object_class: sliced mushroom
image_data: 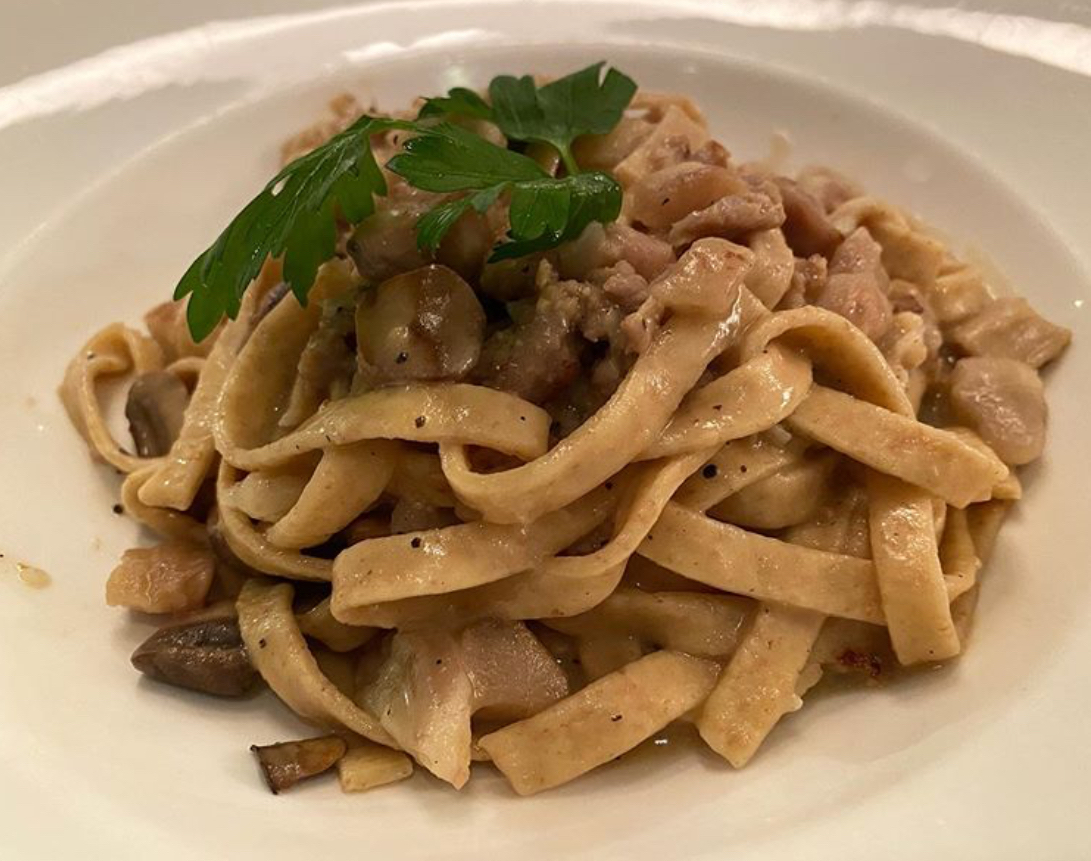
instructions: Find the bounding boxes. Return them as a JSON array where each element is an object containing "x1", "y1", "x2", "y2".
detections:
[
  {"x1": 105, "y1": 542, "x2": 215, "y2": 614},
  {"x1": 250, "y1": 735, "x2": 347, "y2": 794},
  {"x1": 356, "y1": 264, "x2": 485, "y2": 382},
  {"x1": 131, "y1": 617, "x2": 258, "y2": 696},
  {"x1": 347, "y1": 209, "x2": 429, "y2": 285},
  {"x1": 125, "y1": 371, "x2": 190, "y2": 457}
]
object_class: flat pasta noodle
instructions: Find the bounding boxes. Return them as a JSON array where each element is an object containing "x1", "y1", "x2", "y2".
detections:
[
  {"x1": 333, "y1": 563, "x2": 627, "y2": 629},
  {"x1": 331, "y1": 486, "x2": 616, "y2": 613},
  {"x1": 236, "y1": 579, "x2": 393, "y2": 746},
  {"x1": 738, "y1": 305, "x2": 911, "y2": 414},
  {"x1": 59, "y1": 323, "x2": 165, "y2": 473},
  {"x1": 866, "y1": 472, "x2": 960, "y2": 664},
  {"x1": 640, "y1": 501, "x2": 886, "y2": 623},
  {"x1": 830, "y1": 196, "x2": 947, "y2": 284},
  {"x1": 939, "y1": 506, "x2": 981, "y2": 600},
  {"x1": 265, "y1": 440, "x2": 399, "y2": 549},
  {"x1": 120, "y1": 466, "x2": 208, "y2": 544},
  {"x1": 212, "y1": 260, "x2": 354, "y2": 461},
  {"x1": 440, "y1": 312, "x2": 741, "y2": 525},
  {"x1": 788, "y1": 386, "x2": 1008, "y2": 507},
  {"x1": 502, "y1": 445, "x2": 718, "y2": 581},
  {"x1": 219, "y1": 382, "x2": 551, "y2": 472},
  {"x1": 697, "y1": 603, "x2": 826, "y2": 768},
  {"x1": 952, "y1": 500, "x2": 1012, "y2": 641},
  {"x1": 217, "y1": 463, "x2": 334, "y2": 581},
  {"x1": 296, "y1": 598, "x2": 377, "y2": 652},
  {"x1": 544, "y1": 587, "x2": 752, "y2": 658},
  {"x1": 672, "y1": 434, "x2": 799, "y2": 512},
  {"x1": 137, "y1": 300, "x2": 256, "y2": 511},
  {"x1": 637, "y1": 344, "x2": 813, "y2": 460},
  {"x1": 479, "y1": 651, "x2": 720, "y2": 795},
  {"x1": 67, "y1": 78, "x2": 1069, "y2": 794}
]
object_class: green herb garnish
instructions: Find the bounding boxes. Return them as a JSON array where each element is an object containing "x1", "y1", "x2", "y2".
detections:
[{"x1": 175, "y1": 63, "x2": 636, "y2": 340}]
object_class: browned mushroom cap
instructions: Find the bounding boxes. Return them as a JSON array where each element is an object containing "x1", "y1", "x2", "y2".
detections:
[
  {"x1": 250, "y1": 736, "x2": 348, "y2": 794},
  {"x1": 348, "y1": 209, "x2": 429, "y2": 286},
  {"x1": 131, "y1": 617, "x2": 258, "y2": 696},
  {"x1": 356, "y1": 264, "x2": 485, "y2": 382},
  {"x1": 125, "y1": 371, "x2": 189, "y2": 457}
]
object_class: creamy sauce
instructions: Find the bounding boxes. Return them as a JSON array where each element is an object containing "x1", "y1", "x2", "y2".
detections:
[
  {"x1": 17, "y1": 563, "x2": 51, "y2": 589},
  {"x1": 0, "y1": 555, "x2": 52, "y2": 590}
]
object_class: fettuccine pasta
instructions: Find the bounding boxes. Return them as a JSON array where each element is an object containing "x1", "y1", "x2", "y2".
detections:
[{"x1": 63, "y1": 79, "x2": 1070, "y2": 798}]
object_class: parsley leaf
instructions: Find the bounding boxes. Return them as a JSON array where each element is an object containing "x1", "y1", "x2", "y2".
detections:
[
  {"x1": 493, "y1": 171, "x2": 622, "y2": 260},
  {"x1": 414, "y1": 186, "x2": 505, "y2": 251},
  {"x1": 174, "y1": 114, "x2": 409, "y2": 340},
  {"x1": 488, "y1": 62, "x2": 636, "y2": 173},
  {"x1": 388, "y1": 125, "x2": 621, "y2": 258},
  {"x1": 417, "y1": 87, "x2": 494, "y2": 121},
  {"x1": 174, "y1": 64, "x2": 637, "y2": 340},
  {"x1": 386, "y1": 122, "x2": 545, "y2": 191}
]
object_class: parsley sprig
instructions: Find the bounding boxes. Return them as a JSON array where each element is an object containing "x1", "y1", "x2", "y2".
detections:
[{"x1": 175, "y1": 63, "x2": 636, "y2": 340}]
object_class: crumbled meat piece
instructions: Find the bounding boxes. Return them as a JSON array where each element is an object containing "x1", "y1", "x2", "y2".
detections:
[
  {"x1": 594, "y1": 261, "x2": 651, "y2": 312},
  {"x1": 881, "y1": 311, "x2": 931, "y2": 394},
  {"x1": 546, "y1": 346, "x2": 634, "y2": 436},
  {"x1": 813, "y1": 227, "x2": 892, "y2": 342},
  {"x1": 948, "y1": 357, "x2": 1048, "y2": 465},
  {"x1": 106, "y1": 542, "x2": 216, "y2": 614},
  {"x1": 556, "y1": 223, "x2": 675, "y2": 281},
  {"x1": 888, "y1": 279, "x2": 943, "y2": 359},
  {"x1": 667, "y1": 188, "x2": 785, "y2": 248},
  {"x1": 774, "y1": 177, "x2": 843, "y2": 257},
  {"x1": 472, "y1": 277, "x2": 586, "y2": 404},
  {"x1": 795, "y1": 165, "x2": 862, "y2": 213},
  {"x1": 949, "y1": 297, "x2": 1071, "y2": 369},
  {"x1": 778, "y1": 255, "x2": 828, "y2": 310}
]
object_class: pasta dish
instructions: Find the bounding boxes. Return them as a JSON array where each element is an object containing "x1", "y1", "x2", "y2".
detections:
[{"x1": 60, "y1": 65, "x2": 1070, "y2": 796}]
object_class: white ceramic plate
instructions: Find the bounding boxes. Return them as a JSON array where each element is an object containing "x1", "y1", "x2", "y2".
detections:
[{"x1": 1, "y1": 3, "x2": 1089, "y2": 859}]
